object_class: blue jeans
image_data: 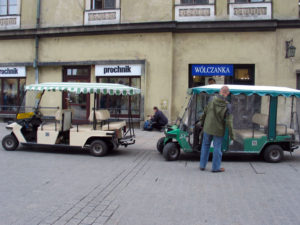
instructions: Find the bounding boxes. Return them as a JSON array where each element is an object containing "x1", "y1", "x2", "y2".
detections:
[{"x1": 200, "y1": 132, "x2": 223, "y2": 171}]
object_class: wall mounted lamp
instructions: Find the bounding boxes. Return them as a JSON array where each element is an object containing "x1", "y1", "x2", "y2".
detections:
[{"x1": 286, "y1": 39, "x2": 296, "y2": 58}]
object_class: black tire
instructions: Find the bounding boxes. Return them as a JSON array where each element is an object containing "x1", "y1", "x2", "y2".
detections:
[
  {"x1": 2, "y1": 134, "x2": 19, "y2": 151},
  {"x1": 156, "y1": 137, "x2": 165, "y2": 154},
  {"x1": 263, "y1": 145, "x2": 284, "y2": 163},
  {"x1": 163, "y1": 142, "x2": 180, "y2": 161},
  {"x1": 89, "y1": 140, "x2": 108, "y2": 157}
]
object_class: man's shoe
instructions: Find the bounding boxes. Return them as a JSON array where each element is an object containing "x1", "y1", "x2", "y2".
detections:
[
  {"x1": 212, "y1": 168, "x2": 225, "y2": 173},
  {"x1": 200, "y1": 167, "x2": 205, "y2": 171}
]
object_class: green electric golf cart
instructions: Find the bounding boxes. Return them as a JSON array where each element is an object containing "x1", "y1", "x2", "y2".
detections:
[{"x1": 157, "y1": 84, "x2": 300, "y2": 163}]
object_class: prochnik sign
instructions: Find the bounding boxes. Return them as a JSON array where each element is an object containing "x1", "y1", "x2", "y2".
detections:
[
  {"x1": 95, "y1": 65, "x2": 142, "y2": 76},
  {"x1": 192, "y1": 64, "x2": 233, "y2": 76},
  {"x1": 0, "y1": 67, "x2": 26, "y2": 77}
]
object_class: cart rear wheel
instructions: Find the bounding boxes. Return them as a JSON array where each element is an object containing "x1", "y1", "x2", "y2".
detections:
[
  {"x1": 263, "y1": 145, "x2": 284, "y2": 163},
  {"x1": 163, "y1": 142, "x2": 180, "y2": 161},
  {"x1": 89, "y1": 140, "x2": 108, "y2": 157},
  {"x1": 2, "y1": 134, "x2": 19, "y2": 151},
  {"x1": 156, "y1": 137, "x2": 165, "y2": 154}
]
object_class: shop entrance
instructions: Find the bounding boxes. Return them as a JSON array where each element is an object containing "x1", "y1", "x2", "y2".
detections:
[{"x1": 62, "y1": 66, "x2": 91, "y2": 123}]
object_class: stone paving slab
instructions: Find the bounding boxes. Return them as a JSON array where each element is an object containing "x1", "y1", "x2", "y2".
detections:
[{"x1": 0, "y1": 123, "x2": 300, "y2": 225}]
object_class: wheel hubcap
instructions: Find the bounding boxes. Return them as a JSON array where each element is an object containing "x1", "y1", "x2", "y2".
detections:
[
  {"x1": 170, "y1": 148, "x2": 178, "y2": 157},
  {"x1": 6, "y1": 139, "x2": 13, "y2": 148},
  {"x1": 93, "y1": 144, "x2": 103, "y2": 153},
  {"x1": 270, "y1": 150, "x2": 280, "y2": 160}
]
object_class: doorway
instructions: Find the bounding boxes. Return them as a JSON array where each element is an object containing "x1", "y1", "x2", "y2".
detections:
[{"x1": 62, "y1": 66, "x2": 91, "y2": 123}]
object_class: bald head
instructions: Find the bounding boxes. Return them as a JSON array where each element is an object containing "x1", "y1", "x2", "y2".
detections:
[{"x1": 220, "y1": 86, "x2": 230, "y2": 97}]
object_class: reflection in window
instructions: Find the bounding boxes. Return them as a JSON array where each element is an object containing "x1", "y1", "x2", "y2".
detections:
[{"x1": 91, "y1": 0, "x2": 116, "y2": 10}]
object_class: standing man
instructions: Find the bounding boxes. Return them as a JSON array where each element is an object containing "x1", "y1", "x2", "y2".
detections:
[
  {"x1": 199, "y1": 86, "x2": 234, "y2": 172},
  {"x1": 151, "y1": 106, "x2": 168, "y2": 130}
]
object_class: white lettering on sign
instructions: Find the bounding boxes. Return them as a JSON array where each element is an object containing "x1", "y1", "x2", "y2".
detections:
[
  {"x1": 194, "y1": 66, "x2": 230, "y2": 74},
  {"x1": 0, "y1": 67, "x2": 26, "y2": 77},
  {"x1": 96, "y1": 65, "x2": 142, "y2": 76}
]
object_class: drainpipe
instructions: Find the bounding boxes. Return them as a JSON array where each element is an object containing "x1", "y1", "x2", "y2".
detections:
[{"x1": 34, "y1": 0, "x2": 41, "y2": 84}]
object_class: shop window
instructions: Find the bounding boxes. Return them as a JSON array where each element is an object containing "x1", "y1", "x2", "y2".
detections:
[
  {"x1": 91, "y1": 0, "x2": 116, "y2": 9},
  {"x1": 181, "y1": 0, "x2": 209, "y2": 4},
  {"x1": 97, "y1": 77, "x2": 141, "y2": 118},
  {"x1": 0, "y1": 0, "x2": 18, "y2": 15},
  {"x1": 0, "y1": 78, "x2": 25, "y2": 113},
  {"x1": 225, "y1": 65, "x2": 255, "y2": 85}
]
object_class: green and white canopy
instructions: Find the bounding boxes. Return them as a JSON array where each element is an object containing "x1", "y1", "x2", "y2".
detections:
[
  {"x1": 25, "y1": 82, "x2": 141, "y2": 95},
  {"x1": 189, "y1": 84, "x2": 300, "y2": 98}
]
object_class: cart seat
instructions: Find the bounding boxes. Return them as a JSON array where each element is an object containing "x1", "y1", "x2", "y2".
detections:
[
  {"x1": 276, "y1": 126, "x2": 295, "y2": 135},
  {"x1": 234, "y1": 113, "x2": 268, "y2": 144},
  {"x1": 102, "y1": 121, "x2": 126, "y2": 131},
  {"x1": 38, "y1": 109, "x2": 72, "y2": 132},
  {"x1": 71, "y1": 110, "x2": 126, "y2": 132}
]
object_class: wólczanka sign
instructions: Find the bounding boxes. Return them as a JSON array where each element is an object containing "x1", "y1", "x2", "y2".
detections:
[{"x1": 192, "y1": 64, "x2": 233, "y2": 76}]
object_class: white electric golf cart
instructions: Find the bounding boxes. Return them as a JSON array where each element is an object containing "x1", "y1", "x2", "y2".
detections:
[{"x1": 1, "y1": 82, "x2": 141, "y2": 156}]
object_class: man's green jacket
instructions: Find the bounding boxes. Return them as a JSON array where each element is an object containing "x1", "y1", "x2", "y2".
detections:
[{"x1": 199, "y1": 94, "x2": 234, "y2": 139}]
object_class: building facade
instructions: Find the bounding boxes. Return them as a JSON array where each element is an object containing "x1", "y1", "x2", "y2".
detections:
[{"x1": 0, "y1": 0, "x2": 300, "y2": 123}]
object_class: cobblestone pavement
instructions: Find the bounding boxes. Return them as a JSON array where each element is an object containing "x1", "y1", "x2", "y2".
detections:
[{"x1": 0, "y1": 123, "x2": 300, "y2": 225}]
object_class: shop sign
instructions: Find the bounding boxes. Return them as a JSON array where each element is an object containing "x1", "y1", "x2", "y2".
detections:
[
  {"x1": 192, "y1": 64, "x2": 233, "y2": 76},
  {"x1": 95, "y1": 65, "x2": 142, "y2": 76},
  {"x1": 0, "y1": 67, "x2": 26, "y2": 77}
]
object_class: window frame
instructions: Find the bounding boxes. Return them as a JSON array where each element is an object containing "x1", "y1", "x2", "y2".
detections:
[
  {"x1": 234, "y1": 0, "x2": 265, "y2": 3},
  {"x1": 180, "y1": 0, "x2": 210, "y2": 5},
  {"x1": 91, "y1": 0, "x2": 116, "y2": 10},
  {"x1": 0, "y1": 0, "x2": 18, "y2": 16}
]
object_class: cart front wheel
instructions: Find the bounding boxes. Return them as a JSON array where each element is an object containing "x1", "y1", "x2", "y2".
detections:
[
  {"x1": 156, "y1": 137, "x2": 165, "y2": 154},
  {"x1": 89, "y1": 140, "x2": 108, "y2": 157},
  {"x1": 263, "y1": 145, "x2": 284, "y2": 163},
  {"x1": 2, "y1": 134, "x2": 19, "y2": 151},
  {"x1": 163, "y1": 142, "x2": 180, "y2": 161}
]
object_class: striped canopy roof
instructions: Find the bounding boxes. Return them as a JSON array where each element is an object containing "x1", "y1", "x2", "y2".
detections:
[
  {"x1": 25, "y1": 82, "x2": 141, "y2": 95},
  {"x1": 189, "y1": 84, "x2": 300, "y2": 98}
]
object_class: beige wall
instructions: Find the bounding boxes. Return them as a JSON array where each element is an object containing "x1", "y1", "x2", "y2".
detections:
[
  {"x1": 121, "y1": 0, "x2": 174, "y2": 23},
  {"x1": 215, "y1": 0, "x2": 228, "y2": 19},
  {"x1": 0, "y1": 39, "x2": 34, "y2": 62},
  {"x1": 20, "y1": 0, "x2": 36, "y2": 29},
  {"x1": 273, "y1": 0, "x2": 299, "y2": 19},
  {"x1": 40, "y1": 0, "x2": 84, "y2": 27}
]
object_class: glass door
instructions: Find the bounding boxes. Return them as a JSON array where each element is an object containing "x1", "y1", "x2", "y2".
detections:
[{"x1": 63, "y1": 67, "x2": 91, "y2": 123}]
